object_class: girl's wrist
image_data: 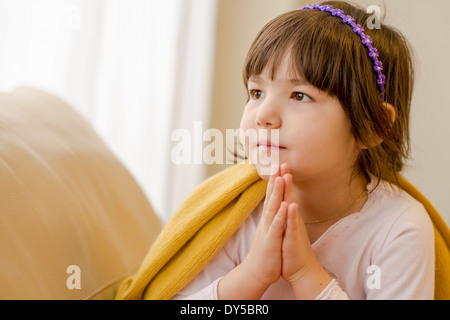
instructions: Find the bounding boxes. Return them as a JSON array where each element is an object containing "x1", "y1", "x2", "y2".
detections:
[
  {"x1": 240, "y1": 259, "x2": 276, "y2": 293},
  {"x1": 218, "y1": 261, "x2": 272, "y2": 300},
  {"x1": 288, "y1": 262, "x2": 332, "y2": 300}
]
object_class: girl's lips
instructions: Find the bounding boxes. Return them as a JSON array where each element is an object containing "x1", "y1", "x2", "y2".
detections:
[
  {"x1": 257, "y1": 145, "x2": 287, "y2": 153},
  {"x1": 258, "y1": 145, "x2": 286, "y2": 149},
  {"x1": 257, "y1": 142, "x2": 286, "y2": 149},
  {"x1": 256, "y1": 145, "x2": 286, "y2": 159}
]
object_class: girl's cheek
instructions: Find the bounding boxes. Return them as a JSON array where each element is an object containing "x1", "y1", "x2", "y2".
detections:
[
  {"x1": 239, "y1": 120, "x2": 252, "y2": 156},
  {"x1": 239, "y1": 108, "x2": 253, "y2": 132}
]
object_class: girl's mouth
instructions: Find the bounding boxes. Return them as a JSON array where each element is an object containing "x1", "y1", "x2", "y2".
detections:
[{"x1": 257, "y1": 140, "x2": 286, "y2": 150}]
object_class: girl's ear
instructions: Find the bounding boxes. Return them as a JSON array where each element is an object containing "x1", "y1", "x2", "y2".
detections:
[
  {"x1": 359, "y1": 102, "x2": 396, "y2": 150},
  {"x1": 384, "y1": 102, "x2": 396, "y2": 126}
]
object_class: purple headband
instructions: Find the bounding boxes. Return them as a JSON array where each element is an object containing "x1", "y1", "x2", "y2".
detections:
[{"x1": 299, "y1": 3, "x2": 386, "y2": 99}]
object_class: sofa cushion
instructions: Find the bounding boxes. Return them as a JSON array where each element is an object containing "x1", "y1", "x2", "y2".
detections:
[{"x1": 0, "y1": 86, "x2": 161, "y2": 299}]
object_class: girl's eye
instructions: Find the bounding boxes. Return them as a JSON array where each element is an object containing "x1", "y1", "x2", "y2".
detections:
[
  {"x1": 293, "y1": 92, "x2": 313, "y2": 102},
  {"x1": 250, "y1": 90, "x2": 265, "y2": 100}
]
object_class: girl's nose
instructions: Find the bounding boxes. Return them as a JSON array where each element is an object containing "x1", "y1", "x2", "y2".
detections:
[{"x1": 255, "y1": 99, "x2": 282, "y2": 129}]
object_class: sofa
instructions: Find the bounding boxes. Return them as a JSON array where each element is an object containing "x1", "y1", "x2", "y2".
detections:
[{"x1": 0, "y1": 87, "x2": 161, "y2": 299}]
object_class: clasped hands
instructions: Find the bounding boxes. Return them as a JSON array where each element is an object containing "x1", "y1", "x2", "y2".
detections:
[{"x1": 243, "y1": 163, "x2": 330, "y2": 297}]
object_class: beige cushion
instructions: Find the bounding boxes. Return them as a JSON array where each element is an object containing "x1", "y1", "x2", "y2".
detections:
[{"x1": 0, "y1": 86, "x2": 161, "y2": 299}]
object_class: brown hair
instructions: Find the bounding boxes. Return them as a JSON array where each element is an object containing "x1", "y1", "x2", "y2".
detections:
[{"x1": 243, "y1": 0, "x2": 415, "y2": 188}]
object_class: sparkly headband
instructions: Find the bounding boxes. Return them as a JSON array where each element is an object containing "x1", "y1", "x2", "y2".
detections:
[{"x1": 298, "y1": 3, "x2": 386, "y2": 99}]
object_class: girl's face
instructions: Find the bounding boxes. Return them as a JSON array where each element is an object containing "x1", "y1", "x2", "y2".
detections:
[{"x1": 240, "y1": 52, "x2": 361, "y2": 184}]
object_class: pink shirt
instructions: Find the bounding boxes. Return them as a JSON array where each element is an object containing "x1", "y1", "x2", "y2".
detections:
[{"x1": 172, "y1": 178, "x2": 435, "y2": 300}]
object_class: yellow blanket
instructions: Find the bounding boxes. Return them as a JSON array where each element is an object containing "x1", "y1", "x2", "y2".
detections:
[{"x1": 115, "y1": 162, "x2": 450, "y2": 300}]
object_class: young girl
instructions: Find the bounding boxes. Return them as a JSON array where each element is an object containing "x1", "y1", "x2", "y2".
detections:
[{"x1": 116, "y1": 1, "x2": 435, "y2": 300}]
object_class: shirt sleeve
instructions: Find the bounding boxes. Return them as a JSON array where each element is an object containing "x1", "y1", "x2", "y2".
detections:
[
  {"x1": 170, "y1": 241, "x2": 237, "y2": 300},
  {"x1": 315, "y1": 279, "x2": 350, "y2": 300},
  {"x1": 173, "y1": 278, "x2": 222, "y2": 300}
]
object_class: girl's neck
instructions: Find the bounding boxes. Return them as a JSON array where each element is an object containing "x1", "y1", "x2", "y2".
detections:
[{"x1": 292, "y1": 171, "x2": 369, "y2": 234}]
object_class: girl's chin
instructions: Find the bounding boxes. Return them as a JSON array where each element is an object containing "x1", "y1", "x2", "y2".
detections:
[{"x1": 252, "y1": 162, "x2": 280, "y2": 180}]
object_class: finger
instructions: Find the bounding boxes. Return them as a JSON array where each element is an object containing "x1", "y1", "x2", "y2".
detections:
[
  {"x1": 267, "y1": 164, "x2": 280, "y2": 195},
  {"x1": 283, "y1": 203, "x2": 300, "y2": 251},
  {"x1": 279, "y1": 163, "x2": 296, "y2": 204},
  {"x1": 283, "y1": 173, "x2": 296, "y2": 204},
  {"x1": 262, "y1": 176, "x2": 285, "y2": 231},
  {"x1": 268, "y1": 201, "x2": 288, "y2": 236},
  {"x1": 286, "y1": 203, "x2": 308, "y2": 243},
  {"x1": 264, "y1": 164, "x2": 280, "y2": 208},
  {"x1": 265, "y1": 176, "x2": 285, "y2": 222},
  {"x1": 286, "y1": 203, "x2": 299, "y2": 232}
]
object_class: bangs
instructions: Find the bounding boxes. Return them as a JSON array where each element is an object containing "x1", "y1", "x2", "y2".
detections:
[{"x1": 243, "y1": 9, "x2": 376, "y2": 100}]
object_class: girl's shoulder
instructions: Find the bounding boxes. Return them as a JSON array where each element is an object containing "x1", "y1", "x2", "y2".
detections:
[
  {"x1": 358, "y1": 176, "x2": 434, "y2": 243},
  {"x1": 366, "y1": 177, "x2": 428, "y2": 216}
]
